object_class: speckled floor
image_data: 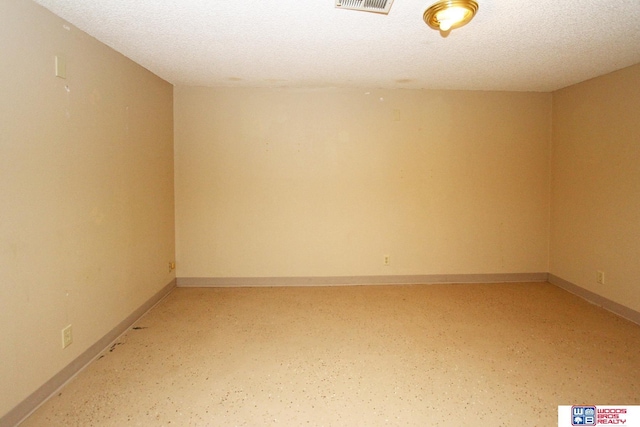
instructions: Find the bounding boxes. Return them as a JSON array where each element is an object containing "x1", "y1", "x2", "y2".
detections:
[{"x1": 20, "y1": 283, "x2": 640, "y2": 426}]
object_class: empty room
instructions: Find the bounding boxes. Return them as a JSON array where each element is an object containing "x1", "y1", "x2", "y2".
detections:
[{"x1": 1, "y1": 0, "x2": 639, "y2": 426}]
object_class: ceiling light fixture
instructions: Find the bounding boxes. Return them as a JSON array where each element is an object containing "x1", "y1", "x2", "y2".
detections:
[{"x1": 423, "y1": 0, "x2": 479, "y2": 32}]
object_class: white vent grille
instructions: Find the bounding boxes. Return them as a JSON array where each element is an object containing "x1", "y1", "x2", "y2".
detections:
[{"x1": 335, "y1": 0, "x2": 394, "y2": 15}]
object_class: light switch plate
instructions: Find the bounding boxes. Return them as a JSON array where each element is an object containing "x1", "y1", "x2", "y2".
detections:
[{"x1": 55, "y1": 55, "x2": 66, "y2": 79}]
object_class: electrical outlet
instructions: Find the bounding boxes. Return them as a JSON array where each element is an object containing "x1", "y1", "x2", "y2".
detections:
[
  {"x1": 596, "y1": 270, "x2": 605, "y2": 285},
  {"x1": 62, "y1": 325, "x2": 73, "y2": 349},
  {"x1": 384, "y1": 255, "x2": 390, "y2": 266}
]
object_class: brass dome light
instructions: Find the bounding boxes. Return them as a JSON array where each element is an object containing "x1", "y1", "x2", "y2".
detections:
[{"x1": 423, "y1": 0, "x2": 479, "y2": 32}]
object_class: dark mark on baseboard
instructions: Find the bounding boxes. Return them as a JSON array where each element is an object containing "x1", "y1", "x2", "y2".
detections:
[{"x1": 132, "y1": 326, "x2": 148, "y2": 330}]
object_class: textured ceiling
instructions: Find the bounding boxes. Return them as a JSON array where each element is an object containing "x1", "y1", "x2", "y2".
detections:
[{"x1": 32, "y1": 0, "x2": 640, "y2": 92}]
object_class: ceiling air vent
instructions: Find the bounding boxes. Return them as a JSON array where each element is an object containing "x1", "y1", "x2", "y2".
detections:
[{"x1": 335, "y1": 0, "x2": 394, "y2": 15}]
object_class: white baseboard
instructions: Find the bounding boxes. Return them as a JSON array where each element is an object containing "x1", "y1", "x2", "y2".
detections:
[{"x1": 177, "y1": 272, "x2": 549, "y2": 287}]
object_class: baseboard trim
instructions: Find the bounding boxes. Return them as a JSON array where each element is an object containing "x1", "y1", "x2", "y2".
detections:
[
  {"x1": 549, "y1": 274, "x2": 640, "y2": 326},
  {"x1": 177, "y1": 273, "x2": 548, "y2": 287},
  {"x1": 1, "y1": 279, "x2": 176, "y2": 427}
]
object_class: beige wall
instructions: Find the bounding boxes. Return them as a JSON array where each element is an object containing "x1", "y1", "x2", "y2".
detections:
[
  {"x1": 550, "y1": 64, "x2": 640, "y2": 312},
  {"x1": 175, "y1": 87, "x2": 551, "y2": 278},
  {"x1": 0, "y1": 0, "x2": 174, "y2": 419}
]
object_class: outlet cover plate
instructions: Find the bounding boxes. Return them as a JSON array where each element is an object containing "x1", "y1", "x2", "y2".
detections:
[{"x1": 62, "y1": 324, "x2": 73, "y2": 348}]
